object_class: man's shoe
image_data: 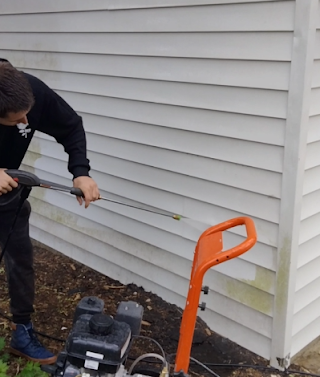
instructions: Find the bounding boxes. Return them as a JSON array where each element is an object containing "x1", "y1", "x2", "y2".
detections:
[{"x1": 10, "y1": 322, "x2": 57, "y2": 365}]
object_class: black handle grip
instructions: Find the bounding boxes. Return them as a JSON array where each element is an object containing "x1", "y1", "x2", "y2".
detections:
[
  {"x1": 70, "y1": 187, "x2": 84, "y2": 197},
  {"x1": 5, "y1": 169, "x2": 40, "y2": 187}
]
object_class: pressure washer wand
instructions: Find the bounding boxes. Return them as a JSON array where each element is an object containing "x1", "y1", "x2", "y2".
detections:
[
  {"x1": 40, "y1": 181, "x2": 182, "y2": 220},
  {"x1": 5, "y1": 170, "x2": 182, "y2": 221},
  {"x1": 97, "y1": 195, "x2": 181, "y2": 220}
]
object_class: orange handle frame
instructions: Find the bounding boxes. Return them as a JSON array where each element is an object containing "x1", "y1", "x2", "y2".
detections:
[{"x1": 174, "y1": 217, "x2": 257, "y2": 375}]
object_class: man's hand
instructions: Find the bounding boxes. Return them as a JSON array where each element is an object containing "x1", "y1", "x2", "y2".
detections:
[
  {"x1": 0, "y1": 169, "x2": 18, "y2": 196},
  {"x1": 73, "y1": 176, "x2": 100, "y2": 208}
]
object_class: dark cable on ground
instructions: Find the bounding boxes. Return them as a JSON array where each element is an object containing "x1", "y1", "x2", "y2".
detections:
[
  {"x1": 0, "y1": 310, "x2": 65, "y2": 342},
  {"x1": 32, "y1": 330, "x2": 66, "y2": 343}
]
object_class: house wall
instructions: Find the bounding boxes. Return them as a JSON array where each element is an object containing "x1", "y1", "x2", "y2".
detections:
[{"x1": 0, "y1": 0, "x2": 296, "y2": 360}]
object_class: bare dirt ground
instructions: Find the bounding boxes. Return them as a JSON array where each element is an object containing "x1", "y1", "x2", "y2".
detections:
[{"x1": 0, "y1": 242, "x2": 315, "y2": 377}]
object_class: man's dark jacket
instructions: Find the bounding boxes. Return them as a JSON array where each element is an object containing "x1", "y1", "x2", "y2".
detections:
[{"x1": 0, "y1": 58, "x2": 90, "y2": 178}]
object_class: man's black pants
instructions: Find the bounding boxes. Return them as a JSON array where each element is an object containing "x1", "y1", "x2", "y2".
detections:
[{"x1": 0, "y1": 198, "x2": 34, "y2": 324}]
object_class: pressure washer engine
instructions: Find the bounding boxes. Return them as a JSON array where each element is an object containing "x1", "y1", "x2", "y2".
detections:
[{"x1": 44, "y1": 296, "x2": 146, "y2": 377}]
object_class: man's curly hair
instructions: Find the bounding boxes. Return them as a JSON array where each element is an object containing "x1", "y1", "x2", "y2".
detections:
[{"x1": 0, "y1": 61, "x2": 34, "y2": 118}]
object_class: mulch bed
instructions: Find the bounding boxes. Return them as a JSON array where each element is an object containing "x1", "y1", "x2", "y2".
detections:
[{"x1": 0, "y1": 242, "x2": 304, "y2": 377}]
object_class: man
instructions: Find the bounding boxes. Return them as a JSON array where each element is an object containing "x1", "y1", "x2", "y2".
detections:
[{"x1": 0, "y1": 58, "x2": 100, "y2": 364}]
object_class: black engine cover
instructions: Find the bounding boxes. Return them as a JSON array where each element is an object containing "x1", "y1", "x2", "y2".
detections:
[{"x1": 66, "y1": 313, "x2": 131, "y2": 374}]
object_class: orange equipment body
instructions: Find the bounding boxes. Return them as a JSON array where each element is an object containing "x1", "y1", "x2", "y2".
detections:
[{"x1": 174, "y1": 217, "x2": 257, "y2": 375}]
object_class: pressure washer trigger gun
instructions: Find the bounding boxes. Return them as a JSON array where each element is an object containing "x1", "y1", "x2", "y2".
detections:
[{"x1": 5, "y1": 169, "x2": 85, "y2": 198}]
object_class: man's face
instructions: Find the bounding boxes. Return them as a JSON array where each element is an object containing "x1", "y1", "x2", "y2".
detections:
[{"x1": 0, "y1": 110, "x2": 29, "y2": 126}]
